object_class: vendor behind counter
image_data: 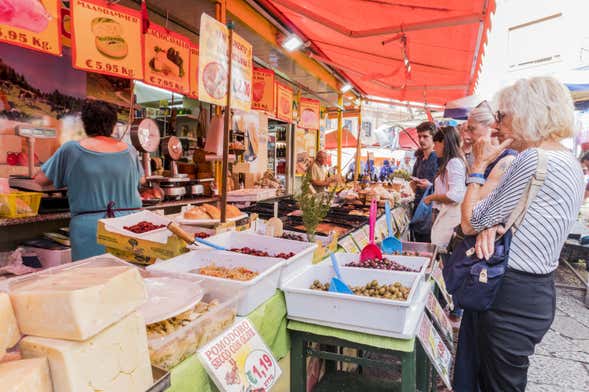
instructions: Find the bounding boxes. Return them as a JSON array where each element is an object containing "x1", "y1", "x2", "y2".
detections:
[{"x1": 34, "y1": 101, "x2": 143, "y2": 261}]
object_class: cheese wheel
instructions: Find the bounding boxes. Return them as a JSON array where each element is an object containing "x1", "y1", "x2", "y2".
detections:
[
  {"x1": 0, "y1": 293, "x2": 20, "y2": 358},
  {"x1": 0, "y1": 358, "x2": 52, "y2": 392},
  {"x1": 21, "y1": 312, "x2": 153, "y2": 392}
]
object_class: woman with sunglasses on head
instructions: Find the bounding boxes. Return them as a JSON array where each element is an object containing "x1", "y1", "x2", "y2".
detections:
[
  {"x1": 455, "y1": 77, "x2": 585, "y2": 391},
  {"x1": 422, "y1": 126, "x2": 467, "y2": 250}
]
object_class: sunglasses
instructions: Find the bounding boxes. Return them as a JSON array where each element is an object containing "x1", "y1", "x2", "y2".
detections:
[{"x1": 476, "y1": 100, "x2": 505, "y2": 126}]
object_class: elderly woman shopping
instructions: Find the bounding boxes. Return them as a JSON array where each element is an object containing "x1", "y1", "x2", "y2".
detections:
[{"x1": 457, "y1": 76, "x2": 585, "y2": 391}]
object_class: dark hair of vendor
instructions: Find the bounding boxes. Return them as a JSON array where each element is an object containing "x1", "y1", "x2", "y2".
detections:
[
  {"x1": 81, "y1": 100, "x2": 118, "y2": 137},
  {"x1": 434, "y1": 126, "x2": 466, "y2": 180},
  {"x1": 416, "y1": 121, "x2": 437, "y2": 136}
]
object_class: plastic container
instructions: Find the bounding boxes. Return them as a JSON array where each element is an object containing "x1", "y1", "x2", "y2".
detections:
[
  {"x1": 203, "y1": 231, "x2": 318, "y2": 286},
  {"x1": 0, "y1": 192, "x2": 42, "y2": 218},
  {"x1": 148, "y1": 250, "x2": 283, "y2": 315},
  {"x1": 282, "y1": 263, "x2": 423, "y2": 336},
  {"x1": 332, "y1": 252, "x2": 429, "y2": 275}
]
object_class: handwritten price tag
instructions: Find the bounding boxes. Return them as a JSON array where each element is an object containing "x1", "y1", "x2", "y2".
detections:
[{"x1": 245, "y1": 349, "x2": 279, "y2": 390}]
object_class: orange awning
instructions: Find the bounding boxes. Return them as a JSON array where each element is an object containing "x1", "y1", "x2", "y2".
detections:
[
  {"x1": 324, "y1": 128, "x2": 358, "y2": 149},
  {"x1": 259, "y1": 0, "x2": 495, "y2": 105}
]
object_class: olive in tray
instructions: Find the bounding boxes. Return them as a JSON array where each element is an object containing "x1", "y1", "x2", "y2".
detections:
[
  {"x1": 345, "y1": 258, "x2": 418, "y2": 272},
  {"x1": 229, "y1": 247, "x2": 296, "y2": 260},
  {"x1": 310, "y1": 279, "x2": 410, "y2": 301}
]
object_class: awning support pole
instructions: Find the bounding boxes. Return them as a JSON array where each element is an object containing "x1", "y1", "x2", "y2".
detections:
[
  {"x1": 354, "y1": 102, "x2": 363, "y2": 181},
  {"x1": 337, "y1": 94, "x2": 343, "y2": 174},
  {"x1": 221, "y1": 22, "x2": 234, "y2": 223}
]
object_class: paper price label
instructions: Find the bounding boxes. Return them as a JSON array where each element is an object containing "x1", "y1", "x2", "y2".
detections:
[
  {"x1": 351, "y1": 229, "x2": 369, "y2": 249},
  {"x1": 339, "y1": 236, "x2": 359, "y2": 253},
  {"x1": 245, "y1": 349, "x2": 279, "y2": 390}
]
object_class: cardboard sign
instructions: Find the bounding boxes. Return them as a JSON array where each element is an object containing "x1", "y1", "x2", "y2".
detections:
[
  {"x1": 376, "y1": 216, "x2": 388, "y2": 242},
  {"x1": 338, "y1": 235, "x2": 360, "y2": 253},
  {"x1": 431, "y1": 260, "x2": 453, "y2": 308},
  {"x1": 351, "y1": 229, "x2": 369, "y2": 250},
  {"x1": 0, "y1": 0, "x2": 62, "y2": 56},
  {"x1": 71, "y1": 0, "x2": 143, "y2": 79},
  {"x1": 230, "y1": 32, "x2": 253, "y2": 111},
  {"x1": 299, "y1": 97, "x2": 320, "y2": 129},
  {"x1": 417, "y1": 314, "x2": 453, "y2": 390},
  {"x1": 252, "y1": 68, "x2": 275, "y2": 112},
  {"x1": 199, "y1": 319, "x2": 282, "y2": 391},
  {"x1": 426, "y1": 291, "x2": 454, "y2": 344},
  {"x1": 188, "y1": 44, "x2": 199, "y2": 98},
  {"x1": 198, "y1": 13, "x2": 228, "y2": 105},
  {"x1": 275, "y1": 82, "x2": 293, "y2": 122},
  {"x1": 143, "y1": 23, "x2": 191, "y2": 94}
]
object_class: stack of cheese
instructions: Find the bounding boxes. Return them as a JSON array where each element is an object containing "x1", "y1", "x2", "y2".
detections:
[{"x1": 0, "y1": 263, "x2": 153, "y2": 392}]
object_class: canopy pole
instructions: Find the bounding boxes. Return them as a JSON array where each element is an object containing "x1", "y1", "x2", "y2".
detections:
[
  {"x1": 354, "y1": 101, "x2": 362, "y2": 181},
  {"x1": 221, "y1": 22, "x2": 234, "y2": 223},
  {"x1": 336, "y1": 94, "x2": 343, "y2": 174}
]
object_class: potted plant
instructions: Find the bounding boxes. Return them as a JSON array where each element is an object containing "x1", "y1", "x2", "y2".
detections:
[{"x1": 295, "y1": 172, "x2": 336, "y2": 242}]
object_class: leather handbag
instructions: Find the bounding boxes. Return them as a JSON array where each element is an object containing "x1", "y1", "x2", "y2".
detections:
[{"x1": 443, "y1": 149, "x2": 547, "y2": 311}]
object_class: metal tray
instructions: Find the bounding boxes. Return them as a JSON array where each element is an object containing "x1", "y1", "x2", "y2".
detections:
[{"x1": 147, "y1": 366, "x2": 171, "y2": 392}]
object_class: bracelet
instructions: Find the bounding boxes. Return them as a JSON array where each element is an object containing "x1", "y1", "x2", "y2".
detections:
[
  {"x1": 469, "y1": 173, "x2": 485, "y2": 179},
  {"x1": 466, "y1": 176, "x2": 486, "y2": 185}
]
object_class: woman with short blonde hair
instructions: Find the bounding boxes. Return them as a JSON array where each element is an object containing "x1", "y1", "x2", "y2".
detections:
[{"x1": 455, "y1": 76, "x2": 584, "y2": 391}]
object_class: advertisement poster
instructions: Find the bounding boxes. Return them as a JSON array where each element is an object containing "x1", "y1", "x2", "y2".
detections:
[
  {"x1": 417, "y1": 314, "x2": 453, "y2": 390},
  {"x1": 71, "y1": 0, "x2": 143, "y2": 79},
  {"x1": 294, "y1": 128, "x2": 316, "y2": 175},
  {"x1": 198, "y1": 319, "x2": 282, "y2": 391},
  {"x1": 299, "y1": 97, "x2": 320, "y2": 130},
  {"x1": 426, "y1": 291, "x2": 454, "y2": 344},
  {"x1": 198, "y1": 13, "x2": 228, "y2": 106},
  {"x1": 143, "y1": 23, "x2": 190, "y2": 95},
  {"x1": 232, "y1": 110, "x2": 268, "y2": 173},
  {"x1": 188, "y1": 44, "x2": 199, "y2": 98},
  {"x1": 252, "y1": 68, "x2": 275, "y2": 113},
  {"x1": 230, "y1": 32, "x2": 253, "y2": 111},
  {"x1": 0, "y1": 0, "x2": 61, "y2": 56},
  {"x1": 275, "y1": 82, "x2": 292, "y2": 122}
]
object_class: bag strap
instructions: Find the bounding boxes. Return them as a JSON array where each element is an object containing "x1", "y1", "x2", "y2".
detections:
[{"x1": 504, "y1": 148, "x2": 548, "y2": 232}]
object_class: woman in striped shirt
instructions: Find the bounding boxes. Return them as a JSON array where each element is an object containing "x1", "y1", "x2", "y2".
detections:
[{"x1": 459, "y1": 77, "x2": 585, "y2": 391}]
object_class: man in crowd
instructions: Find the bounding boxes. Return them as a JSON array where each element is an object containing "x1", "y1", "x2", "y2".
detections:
[
  {"x1": 399, "y1": 153, "x2": 413, "y2": 173},
  {"x1": 310, "y1": 150, "x2": 337, "y2": 192},
  {"x1": 411, "y1": 121, "x2": 438, "y2": 242},
  {"x1": 459, "y1": 122, "x2": 474, "y2": 167}
]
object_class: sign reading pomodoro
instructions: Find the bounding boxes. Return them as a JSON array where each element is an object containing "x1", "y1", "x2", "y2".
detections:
[
  {"x1": 143, "y1": 23, "x2": 190, "y2": 95},
  {"x1": 71, "y1": 0, "x2": 143, "y2": 79}
]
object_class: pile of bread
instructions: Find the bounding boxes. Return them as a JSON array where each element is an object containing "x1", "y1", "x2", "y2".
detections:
[{"x1": 184, "y1": 203, "x2": 242, "y2": 220}]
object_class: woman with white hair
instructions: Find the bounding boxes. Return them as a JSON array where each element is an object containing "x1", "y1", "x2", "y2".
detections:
[{"x1": 456, "y1": 76, "x2": 584, "y2": 391}]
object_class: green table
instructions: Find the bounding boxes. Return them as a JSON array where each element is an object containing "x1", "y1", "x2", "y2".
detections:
[
  {"x1": 288, "y1": 320, "x2": 431, "y2": 392},
  {"x1": 166, "y1": 291, "x2": 290, "y2": 392}
]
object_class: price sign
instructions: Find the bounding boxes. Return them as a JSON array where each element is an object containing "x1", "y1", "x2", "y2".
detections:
[
  {"x1": 338, "y1": 235, "x2": 359, "y2": 253},
  {"x1": 376, "y1": 216, "x2": 388, "y2": 242},
  {"x1": 351, "y1": 229, "x2": 369, "y2": 250},
  {"x1": 199, "y1": 319, "x2": 282, "y2": 391},
  {"x1": 417, "y1": 313, "x2": 453, "y2": 390},
  {"x1": 244, "y1": 349, "x2": 279, "y2": 389},
  {"x1": 431, "y1": 260, "x2": 452, "y2": 307},
  {"x1": 425, "y1": 291, "x2": 454, "y2": 344}
]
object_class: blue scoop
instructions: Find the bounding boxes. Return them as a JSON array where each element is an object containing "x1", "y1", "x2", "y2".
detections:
[
  {"x1": 328, "y1": 253, "x2": 354, "y2": 294},
  {"x1": 381, "y1": 201, "x2": 403, "y2": 254},
  {"x1": 194, "y1": 237, "x2": 227, "y2": 251}
]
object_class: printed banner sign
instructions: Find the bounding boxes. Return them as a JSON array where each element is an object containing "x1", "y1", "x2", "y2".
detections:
[
  {"x1": 252, "y1": 67, "x2": 275, "y2": 112},
  {"x1": 338, "y1": 235, "x2": 360, "y2": 253},
  {"x1": 275, "y1": 82, "x2": 293, "y2": 122},
  {"x1": 0, "y1": 0, "x2": 62, "y2": 56},
  {"x1": 351, "y1": 229, "x2": 369, "y2": 250},
  {"x1": 143, "y1": 23, "x2": 190, "y2": 94},
  {"x1": 198, "y1": 318, "x2": 282, "y2": 391},
  {"x1": 198, "y1": 13, "x2": 252, "y2": 109},
  {"x1": 417, "y1": 314, "x2": 453, "y2": 390},
  {"x1": 426, "y1": 291, "x2": 454, "y2": 344},
  {"x1": 188, "y1": 44, "x2": 199, "y2": 98},
  {"x1": 431, "y1": 260, "x2": 452, "y2": 307},
  {"x1": 299, "y1": 97, "x2": 320, "y2": 129},
  {"x1": 71, "y1": 0, "x2": 143, "y2": 79}
]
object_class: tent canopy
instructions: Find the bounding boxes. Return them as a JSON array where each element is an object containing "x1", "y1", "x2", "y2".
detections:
[
  {"x1": 259, "y1": 0, "x2": 495, "y2": 105},
  {"x1": 443, "y1": 94, "x2": 482, "y2": 119},
  {"x1": 324, "y1": 128, "x2": 358, "y2": 149}
]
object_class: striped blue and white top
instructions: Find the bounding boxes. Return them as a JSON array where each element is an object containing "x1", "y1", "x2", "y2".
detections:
[{"x1": 471, "y1": 148, "x2": 585, "y2": 274}]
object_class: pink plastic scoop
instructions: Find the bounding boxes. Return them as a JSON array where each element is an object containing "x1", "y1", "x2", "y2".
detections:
[{"x1": 360, "y1": 199, "x2": 383, "y2": 262}]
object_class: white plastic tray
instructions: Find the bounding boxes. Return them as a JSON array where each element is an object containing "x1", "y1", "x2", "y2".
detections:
[
  {"x1": 282, "y1": 263, "x2": 422, "y2": 335},
  {"x1": 101, "y1": 211, "x2": 172, "y2": 243},
  {"x1": 176, "y1": 213, "x2": 248, "y2": 226},
  {"x1": 140, "y1": 277, "x2": 204, "y2": 325},
  {"x1": 332, "y1": 252, "x2": 429, "y2": 275},
  {"x1": 203, "y1": 231, "x2": 318, "y2": 287},
  {"x1": 147, "y1": 250, "x2": 283, "y2": 315}
]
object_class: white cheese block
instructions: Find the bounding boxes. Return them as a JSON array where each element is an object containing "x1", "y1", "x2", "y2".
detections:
[
  {"x1": 0, "y1": 357, "x2": 53, "y2": 392},
  {"x1": 20, "y1": 312, "x2": 152, "y2": 392},
  {"x1": 0, "y1": 293, "x2": 20, "y2": 358},
  {"x1": 10, "y1": 266, "x2": 146, "y2": 340}
]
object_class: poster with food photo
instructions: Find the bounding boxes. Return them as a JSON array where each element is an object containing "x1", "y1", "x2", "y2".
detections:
[
  {"x1": 275, "y1": 82, "x2": 292, "y2": 123},
  {"x1": 299, "y1": 97, "x2": 320, "y2": 130},
  {"x1": 143, "y1": 23, "x2": 190, "y2": 95},
  {"x1": 252, "y1": 68, "x2": 274, "y2": 113},
  {"x1": 188, "y1": 44, "x2": 199, "y2": 99},
  {"x1": 71, "y1": 0, "x2": 143, "y2": 79},
  {"x1": 0, "y1": 0, "x2": 62, "y2": 56},
  {"x1": 198, "y1": 13, "x2": 228, "y2": 106}
]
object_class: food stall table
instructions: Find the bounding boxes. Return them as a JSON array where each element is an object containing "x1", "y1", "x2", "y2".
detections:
[
  {"x1": 166, "y1": 291, "x2": 290, "y2": 392},
  {"x1": 288, "y1": 320, "x2": 431, "y2": 392}
]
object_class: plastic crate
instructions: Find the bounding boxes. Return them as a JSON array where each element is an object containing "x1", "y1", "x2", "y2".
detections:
[{"x1": 0, "y1": 192, "x2": 42, "y2": 218}]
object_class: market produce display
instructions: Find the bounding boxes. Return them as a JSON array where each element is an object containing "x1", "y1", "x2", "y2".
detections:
[
  {"x1": 194, "y1": 264, "x2": 259, "y2": 281},
  {"x1": 123, "y1": 221, "x2": 166, "y2": 234},
  {"x1": 390, "y1": 169, "x2": 412, "y2": 182},
  {"x1": 184, "y1": 204, "x2": 243, "y2": 220},
  {"x1": 390, "y1": 250, "x2": 433, "y2": 258},
  {"x1": 0, "y1": 293, "x2": 20, "y2": 359},
  {"x1": 0, "y1": 358, "x2": 52, "y2": 392},
  {"x1": 310, "y1": 279, "x2": 411, "y2": 301},
  {"x1": 230, "y1": 247, "x2": 295, "y2": 259},
  {"x1": 345, "y1": 258, "x2": 418, "y2": 272},
  {"x1": 146, "y1": 298, "x2": 236, "y2": 370},
  {"x1": 281, "y1": 232, "x2": 306, "y2": 241}
]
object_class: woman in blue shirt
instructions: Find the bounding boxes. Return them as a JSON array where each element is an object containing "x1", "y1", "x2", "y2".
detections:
[{"x1": 35, "y1": 101, "x2": 143, "y2": 261}]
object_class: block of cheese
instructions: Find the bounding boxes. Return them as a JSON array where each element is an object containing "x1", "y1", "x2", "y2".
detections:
[
  {"x1": 0, "y1": 357, "x2": 53, "y2": 392},
  {"x1": 0, "y1": 293, "x2": 20, "y2": 358},
  {"x1": 21, "y1": 312, "x2": 152, "y2": 392},
  {"x1": 10, "y1": 265, "x2": 146, "y2": 340}
]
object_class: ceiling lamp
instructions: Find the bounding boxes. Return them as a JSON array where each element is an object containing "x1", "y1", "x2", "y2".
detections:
[
  {"x1": 282, "y1": 35, "x2": 304, "y2": 52},
  {"x1": 340, "y1": 83, "x2": 353, "y2": 93}
]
